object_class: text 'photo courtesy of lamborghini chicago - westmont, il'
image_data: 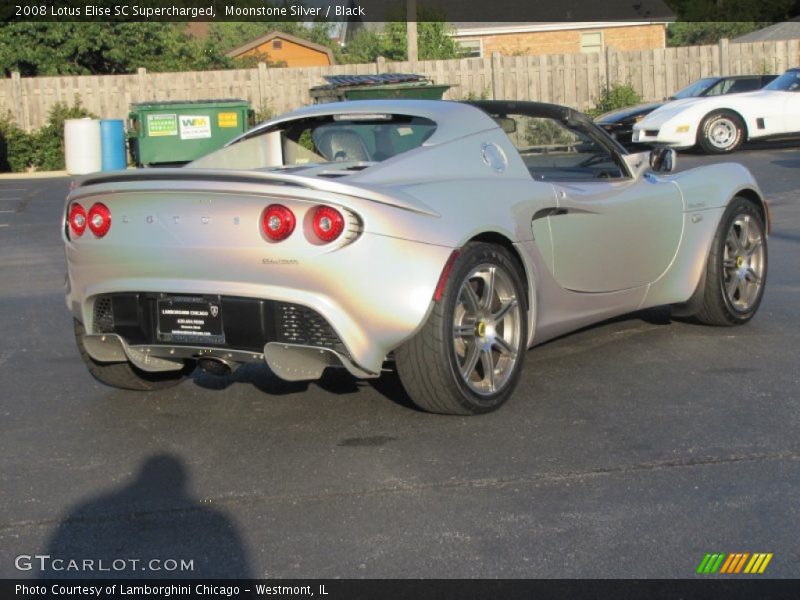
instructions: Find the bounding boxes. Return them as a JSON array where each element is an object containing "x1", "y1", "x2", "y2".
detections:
[{"x1": 63, "y1": 99, "x2": 770, "y2": 415}]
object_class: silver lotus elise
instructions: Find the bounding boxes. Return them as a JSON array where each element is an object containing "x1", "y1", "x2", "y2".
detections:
[{"x1": 64, "y1": 100, "x2": 769, "y2": 414}]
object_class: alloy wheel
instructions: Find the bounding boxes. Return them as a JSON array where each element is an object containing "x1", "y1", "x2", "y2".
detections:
[{"x1": 452, "y1": 264, "x2": 523, "y2": 395}]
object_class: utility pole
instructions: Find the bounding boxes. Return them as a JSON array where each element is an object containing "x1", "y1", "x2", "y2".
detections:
[{"x1": 407, "y1": 0, "x2": 418, "y2": 62}]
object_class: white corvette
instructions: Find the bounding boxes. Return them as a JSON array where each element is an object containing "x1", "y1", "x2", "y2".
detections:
[{"x1": 633, "y1": 67, "x2": 800, "y2": 153}]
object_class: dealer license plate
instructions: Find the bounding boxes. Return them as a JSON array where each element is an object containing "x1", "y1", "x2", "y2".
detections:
[{"x1": 157, "y1": 296, "x2": 224, "y2": 344}]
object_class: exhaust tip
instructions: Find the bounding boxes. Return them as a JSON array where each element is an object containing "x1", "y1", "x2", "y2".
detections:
[{"x1": 198, "y1": 357, "x2": 232, "y2": 376}]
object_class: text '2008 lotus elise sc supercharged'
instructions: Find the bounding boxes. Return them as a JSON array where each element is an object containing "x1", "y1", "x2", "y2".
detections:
[{"x1": 63, "y1": 100, "x2": 769, "y2": 414}]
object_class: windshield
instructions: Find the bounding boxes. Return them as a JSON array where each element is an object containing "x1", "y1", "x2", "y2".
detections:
[
  {"x1": 670, "y1": 78, "x2": 718, "y2": 99},
  {"x1": 764, "y1": 70, "x2": 800, "y2": 91},
  {"x1": 188, "y1": 114, "x2": 437, "y2": 170}
]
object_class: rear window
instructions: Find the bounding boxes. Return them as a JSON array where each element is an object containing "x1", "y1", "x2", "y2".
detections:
[{"x1": 189, "y1": 114, "x2": 436, "y2": 170}]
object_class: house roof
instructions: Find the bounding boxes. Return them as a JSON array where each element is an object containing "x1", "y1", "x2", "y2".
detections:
[
  {"x1": 732, "y1": 19, "x2": 800, "y2": 43},
  {"x1": 225, "y1": 30, "x2": 335, "y2": 64}
]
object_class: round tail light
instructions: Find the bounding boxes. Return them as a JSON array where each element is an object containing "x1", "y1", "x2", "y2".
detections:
[
  {"x1": 68, "y1": 203, "x2": 87, "y2": 237},
  {"x1": 87, "y1": 203, "x2": 112, "y2": 238},
  {"x1": 311, "y1": 206, "x2": 345, "y2": 243},
  {"x1": 261, "y1": 204, "x2": 295, "y2": 241}
]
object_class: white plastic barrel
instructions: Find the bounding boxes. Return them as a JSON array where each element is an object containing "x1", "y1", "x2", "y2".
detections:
[{"x1": 64, "y1": 118, "x2": 102, "y2": 174}]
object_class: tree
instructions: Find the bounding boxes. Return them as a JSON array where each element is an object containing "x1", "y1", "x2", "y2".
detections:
[
  {"x1": 667, "y1": 22, "x2": 770, "y2": 46},
  {"x1": 416, "y1": 20, "x2": 462, "y2": 60},
  {"x1": 0, "y1": 23, "x2": 233, "y2": 76},
  {"x1": 664, "y1": 0, "x2": 800, "y2": 46},
  {"x1": 342, "y1": 18, "x2": 462, "y2": 63},
  {"x1": 665, "y1": 0, "x2": 797, "y2": 22}
]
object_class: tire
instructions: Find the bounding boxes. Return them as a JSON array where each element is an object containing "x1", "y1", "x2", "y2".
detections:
[
  {"x1": 74, "y1": 319, "x2": 194, "y2": 391},
  {"x1": 395, "y1": 243, "x2": 528, "y2": 415},
  {"x1": 698, "y1": 111, "x2": 745, "y2": 154},
  {"x1": 694, "y1": 198, "x2": 767, "y2": 326}
]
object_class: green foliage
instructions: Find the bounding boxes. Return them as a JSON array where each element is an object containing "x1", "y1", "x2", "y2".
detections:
[
  {"x1": 341, "y1": 16, "x2": 462, "y2": 64},
  {"x1": 461, "y1": 87, "x2": 491, "y2": 101},
  {"x1": 524, "y1": 119, "x2": 577, "y2": 148},
  {"x1": 0, "y1": 113, "x2": 34, "y2": 172},
  {"x1": 665, "y1": 0, "x2": 797, "y2": 23},
  {"x1": 586, "y1": 83, "x2": 643, "y2": 118},
  {"x1": 298, "y1": 129, "x2": 315, "y2": 152},
  {"x1": 666, "y1": 22, "x2": 770, "y2": 46},
  {"x1": 34, "y1": 97, "x2": 97, "y2": 171},
  {"x1": 416, "y1": 20, "x2": 462, "y2": 61},
  {"x1": 0, "y1": 97, "x2": 95, "y2": 173},
  {"x1": 254, "y1": 102, "x2": 275, "y2": 124},
  {"x1": 0, "y1": 23, "x2": 233, "y2": 76},
  {"x1": 758, "y1": 58, "x2": 778, "y2": 75},
  {"x1": 342, "y1": 28, "x2": 396, "y2": 64},
  {"x1": 664, "y1": 0, "x2": 799, "y2": 46}
]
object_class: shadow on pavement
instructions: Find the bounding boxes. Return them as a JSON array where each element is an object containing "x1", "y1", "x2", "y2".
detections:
[
  {"x1": 190, "y1": 361, "x2": 423, "y2": 410},
  {"x1": 42, "y1": 454, "x2": 251, "y2": 579}
]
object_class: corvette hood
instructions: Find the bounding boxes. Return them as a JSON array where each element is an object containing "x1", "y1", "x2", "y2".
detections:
[
  {"x1": 636, "y1": 97, "x2": 713, "y2": 126},
  {"x1": 595, "y1": 102, "x2": 663, "y2": 123}
]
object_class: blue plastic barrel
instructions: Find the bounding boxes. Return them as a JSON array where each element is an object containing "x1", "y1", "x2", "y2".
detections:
[{"x1": 100, "y1": 119, "x2": 126, "y2": 171}]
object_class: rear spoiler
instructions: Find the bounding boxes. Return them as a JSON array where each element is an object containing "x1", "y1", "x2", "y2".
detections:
[{"x1": 74, "y1": 168, "x2": 439, "y2": 217}]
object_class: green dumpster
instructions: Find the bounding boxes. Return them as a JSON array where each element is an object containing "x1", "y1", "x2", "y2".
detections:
[
  {"x1": 310, "y1": 74, "x2": 451, "y2": 104},
  {"x1": 128, "y1": 99, "x2": 253, "y2": 167}
]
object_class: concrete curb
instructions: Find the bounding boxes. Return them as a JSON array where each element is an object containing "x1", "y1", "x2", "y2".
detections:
[{"x1": 0, "y1": 170, "x2": 69, "y2": 180}]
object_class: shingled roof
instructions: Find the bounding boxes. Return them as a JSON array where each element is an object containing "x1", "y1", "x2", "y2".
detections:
[{"x1": 733, "y1": 19, "x2": 800, "y2": 43}]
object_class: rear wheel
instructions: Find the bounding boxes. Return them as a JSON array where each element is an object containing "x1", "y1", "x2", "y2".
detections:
[
  {"x1": 74, "y1": 319, "x2": 193, "y2": 391},
  {"x1": 698, "y1": 111, "x2": 745, "y2": 154},
  {"x1": 395, "y1": 243, "x2": 528, "y2": 415},
  {"x1": 694, "y1": 198, "x2": 767, "y2": 326}
]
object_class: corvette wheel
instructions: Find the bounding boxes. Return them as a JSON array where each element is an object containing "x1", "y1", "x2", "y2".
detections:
[
  {"x1": 395, "y1": 243, "x2": 528, "y2": 415},
  {"x1": 699, "y1": 111, "x2": 744, "y2": 154},
  {"x1": 695, "y1": 198, "x2": 767, "y2": 326},
  {"x1": 74, "y1": 319, "x2": 194, "y2": 391}
]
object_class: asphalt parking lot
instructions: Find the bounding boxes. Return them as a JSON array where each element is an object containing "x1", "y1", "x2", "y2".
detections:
[{"x1": 1, "y1": 144, "x2": 799, "y2": 579}]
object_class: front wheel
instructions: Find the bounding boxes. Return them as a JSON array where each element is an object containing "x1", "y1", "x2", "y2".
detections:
[
  {"x1": 698, "y1": 111, "x2": 745, "y2": 154},
  {"x1": 694, "y1": 198, "x2": 767, "y2": 326},
  {"x1": 395, "y1": 243, "x2": 528, "y2": 415}
]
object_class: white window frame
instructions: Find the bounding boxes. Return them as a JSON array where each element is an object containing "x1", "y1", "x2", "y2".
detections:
[
  {"x1": 457, "y1": 38, "x2": 483, "y2": 58},
  {"x1": 580, "y1": 31, "x2": 604, "y2": 54}
]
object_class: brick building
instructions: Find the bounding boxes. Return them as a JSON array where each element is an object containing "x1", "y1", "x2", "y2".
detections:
[{"x1": 450, "y1": 22, "x2": 668, "y2": 58}]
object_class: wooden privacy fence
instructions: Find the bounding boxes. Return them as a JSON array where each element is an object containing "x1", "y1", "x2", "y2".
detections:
[{"x1": 2, "y1": 38, "x2": 799, "y2": 132}]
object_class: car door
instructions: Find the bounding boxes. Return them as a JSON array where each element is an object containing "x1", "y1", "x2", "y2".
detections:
[
  {"x1": 475, "y1": 103, "x2": 685, "y2": 293},
  {"x1": 780, "y1": 87, "x2": 800, "y2": 134},
  {"x1": 750, "y1": 71, "x2": 800, "y2": 136},
  {"x1": 748, "y1": 91, "x2": 800, "y2": 137},
  {"x1": 548, "y1": 176, "x2": 684, "y2": 292},
  {"x1": 512, "y1": 111, "x2": 683, "y2": 292}
]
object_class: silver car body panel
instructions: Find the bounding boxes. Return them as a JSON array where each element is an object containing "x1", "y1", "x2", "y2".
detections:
[{"x1": 64, "y1": 100, "x2": 765, "y2": 379}]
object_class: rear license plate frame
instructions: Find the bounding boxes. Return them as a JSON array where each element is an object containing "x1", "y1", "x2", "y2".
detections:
[{"x1": 156, "y1": 295, "x2": 225, "y2": 345}]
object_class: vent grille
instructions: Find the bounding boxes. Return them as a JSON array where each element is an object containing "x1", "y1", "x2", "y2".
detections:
[
  {"x1": 89, "y1": 294, "x2": 347, "y2": 356},
  {"x1": 93, "y1": 296, "x2": 114, "y2": 334},
  {"x1": 276, "y1": 303, "x2": 344, "y2": 353}
]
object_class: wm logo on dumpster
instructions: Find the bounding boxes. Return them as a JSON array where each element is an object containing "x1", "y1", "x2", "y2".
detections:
[{"x1": 697, "y1": 552, "x2": 773, "y2": 574}]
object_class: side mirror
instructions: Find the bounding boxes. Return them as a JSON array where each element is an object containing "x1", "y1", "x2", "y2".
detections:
[{"x1": 649, "y1": 147, "x2": 676, "y2": 173}]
